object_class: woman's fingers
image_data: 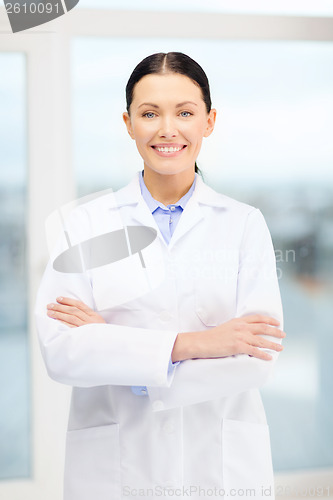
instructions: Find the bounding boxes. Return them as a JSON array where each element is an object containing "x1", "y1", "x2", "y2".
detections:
[
  {"x1": 251, "y1": 335, "x2": 284, "y2": 352},
  {"x1": 47, "y1": 302, "x2": 87, "y2": 322},
  {"x1": 238, "y1": 315, "x2": 286, "y2": 338},
  {"x1": 241, "y1": 314, "x2": 280, "y2": 327},
  {"x1": 236, "y1": 316, "x2": 286, "y2": 340},
  {"x1": 225, "y1": 316, "x2": 286, "y2": 360},
  {"x1": 58, "y1": 320, "x2": 77, "y2": 328},
  {"x1": 46, "y1": 297, "x2": 106, "y2": 326},
  {"x1": 237, "y1": 326, "x2": 284, "y2": 360},
  {"x1": 245, "y1": 344, "x2": 273, "y2": 361},
  {"x1": 236, "y1": 335, "x2": 282, "y2": 358},
  {"x1": 251, "y1": 323, "x2": 286, "y2": 339},
  {"x1": 56, "y1": 296, "x2": 91, "y2": 313},
  {"x1": 47, "y1": 308, "x2": 83, "y2": 326}
]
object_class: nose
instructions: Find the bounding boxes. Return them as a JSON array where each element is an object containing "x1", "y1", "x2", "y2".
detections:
[{"x1": 158, "y1": 115, "x2": 177, "y2": 139}]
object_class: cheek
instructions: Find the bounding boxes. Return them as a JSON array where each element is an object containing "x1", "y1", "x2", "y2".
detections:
[
  {"x1": 182, "y1": 121, "x2": 207, "y2": 143},
  {"x1": 132, "y1": 123, "x2": 155, "y2": 144}
]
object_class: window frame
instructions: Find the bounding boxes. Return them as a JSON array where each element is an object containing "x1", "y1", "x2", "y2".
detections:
[{"x1": 0, "y1": 13, "x2": 73, "y2": 500}]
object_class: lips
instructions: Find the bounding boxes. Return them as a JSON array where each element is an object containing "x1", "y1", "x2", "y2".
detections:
[{"x1": 151, "y1": 144, "x2": 187, "y2": 155}]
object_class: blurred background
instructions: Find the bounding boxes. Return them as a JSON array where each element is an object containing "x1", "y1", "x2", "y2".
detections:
[{"x1": 0, "y1": 1, "x2": 332, "y2": 498}]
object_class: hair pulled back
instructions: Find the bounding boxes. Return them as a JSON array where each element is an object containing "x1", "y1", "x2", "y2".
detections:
[
  {"x1": 126, "y1": 52, "x2": 212, "y2": 114},
  {"x1": 125, "y1": 52, "x2": 212, "y2": 175}
]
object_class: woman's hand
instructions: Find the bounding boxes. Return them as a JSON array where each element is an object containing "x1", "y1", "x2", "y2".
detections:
[
  {"x1": 172, "y1": 314, "x2": 286, "y2": 362},
  {"x1": 47, "y1": 297, "x2": 106, "y2": 328}
]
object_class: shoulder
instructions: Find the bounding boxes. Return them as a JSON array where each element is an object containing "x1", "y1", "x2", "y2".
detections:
[
  {"x1": 60, "y1": 187, "x2": 125, "y2": 245},
  {"x1": 196, "y1": 176, "x2": 258, "y2": 217},
  {"x1": 196, "y1": 179, "x2": 271, "y2": 242}
]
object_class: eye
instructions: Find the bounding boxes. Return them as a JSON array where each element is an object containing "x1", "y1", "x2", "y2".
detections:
[
  {"x1": 179, "y1": 111, "x2": 192, "y2": 118},
  {"x1": 143, "y1": 112, "x2": 156, "y2": 119}
]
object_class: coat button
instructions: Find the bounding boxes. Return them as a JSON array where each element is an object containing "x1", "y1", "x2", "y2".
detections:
[{"x1": 152, "y1": 400, "x2": 164, "y2": 411}]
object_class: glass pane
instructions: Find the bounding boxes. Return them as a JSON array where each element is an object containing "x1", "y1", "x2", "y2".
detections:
[
  {"x1": 0, "y1": 53, "x2": 30, "y2": 479},
  {"x1": 77, "y1": 0, "x2": 333, "y2": 17},
  {"x1": 72, "y1": 37, "x2": 333, "y2": 472}
]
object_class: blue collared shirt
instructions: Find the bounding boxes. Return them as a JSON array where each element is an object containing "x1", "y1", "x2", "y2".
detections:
[
  {"x1": 139, "y1": 170, "x2": 197, "y2": 244},
  {"x1": 131, "y1": 170, "x2": 197, "y2": 396}
]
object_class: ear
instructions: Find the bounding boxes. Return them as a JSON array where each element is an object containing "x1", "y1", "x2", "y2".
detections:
[
  {"x1": 123, "y1": 112, "x2": 135, "y2": 139},
  {"x1": 203, "y1": 108, "x2": 217, "y2": 138}
]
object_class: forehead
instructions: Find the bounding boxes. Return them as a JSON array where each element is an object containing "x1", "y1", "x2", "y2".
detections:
[{"x1": 132, "y1": 73, "x2": 203, "y2": 106}]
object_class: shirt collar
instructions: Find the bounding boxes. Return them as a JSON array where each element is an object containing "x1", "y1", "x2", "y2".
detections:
[
  {"x1": 114, "y1": 171, "x2": 228, "y2": 209},
  {"x1": 139, "y1": 170, "x2": 197, "y2": 214}
]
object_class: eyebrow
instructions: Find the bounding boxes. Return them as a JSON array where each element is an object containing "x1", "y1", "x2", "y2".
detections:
[
  {"x1": 176, "y1": 101, "x2": 198, "y2": 108},
  {"x1": 138, "y1": 101, "x2": 198, "y2": 109}
]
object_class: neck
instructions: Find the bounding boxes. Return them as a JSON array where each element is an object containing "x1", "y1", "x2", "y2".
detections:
[{"x1": 143, "y1": 166, "x2": 195, "y2": 205}]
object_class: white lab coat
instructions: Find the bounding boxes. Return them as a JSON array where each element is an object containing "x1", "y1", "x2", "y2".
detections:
[{"x1": 35, "y1": 172, "x2": 283, "y2": 500}]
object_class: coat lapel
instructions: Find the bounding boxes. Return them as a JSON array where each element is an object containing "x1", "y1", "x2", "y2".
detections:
[
  {"x1": 168, "y1": 175, "x2": 227, "y2": 250},
  {"x1": 167, "y1": 194, "x2": 204, "y2": 250},
  {"x1": 113, "y1": 172, "x2": 227, "y2": 250},
  {"x1": 114, "y1": 173, "x2": 165, "y2": 245}
]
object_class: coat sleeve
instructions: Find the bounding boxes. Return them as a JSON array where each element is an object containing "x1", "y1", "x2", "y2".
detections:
[
  {"x1": 147, "y1": 208, "x2": 284, "y2": 411},
  {"x1": 35, "y1": 207, "x2": 179, "y2": 389}
]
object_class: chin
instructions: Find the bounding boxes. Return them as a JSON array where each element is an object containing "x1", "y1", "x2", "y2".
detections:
[{"x1": 146, "y1": 163, "x2": 194, "y2": 177}]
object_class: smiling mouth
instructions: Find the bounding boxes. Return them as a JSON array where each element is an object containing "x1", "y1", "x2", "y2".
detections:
[{"x1": 152, "y1": 145, "x2": 187, "y2": 153}]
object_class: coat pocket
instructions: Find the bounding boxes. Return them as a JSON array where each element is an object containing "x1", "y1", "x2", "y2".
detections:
[
  {"x1": 64, "y1": 424, "x2": 121, "y2": 500},
  {"x1": 222, "y1": 419, "x2": 274, "y2": 497}
]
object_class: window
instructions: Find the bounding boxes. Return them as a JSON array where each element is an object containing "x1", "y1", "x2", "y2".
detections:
[
  {"x1": 72, "y1": 37, "x2": 333, "y2": 471},
  {"x1": 0, "y1": 52, "x2": 30, "y2": 480}
]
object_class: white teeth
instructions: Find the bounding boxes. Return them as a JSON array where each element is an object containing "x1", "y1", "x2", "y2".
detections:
[{"x1": 155, "y1": 146, "x2": 183, "y2": 153}]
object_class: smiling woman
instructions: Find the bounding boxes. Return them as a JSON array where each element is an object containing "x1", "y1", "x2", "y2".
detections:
[{"x1": 35, "y1": 52, "x2": 284, "y2": 500}]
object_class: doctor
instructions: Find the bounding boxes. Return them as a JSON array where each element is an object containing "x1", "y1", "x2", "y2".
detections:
[{"x1": 35, "y1": 52, "x2": 285, "y2": 499}]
